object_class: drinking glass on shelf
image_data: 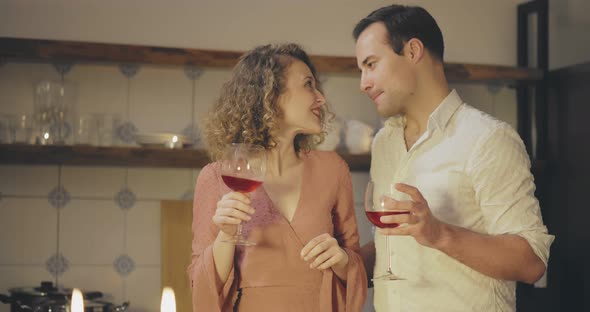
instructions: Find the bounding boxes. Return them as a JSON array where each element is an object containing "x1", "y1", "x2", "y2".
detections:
[
  {"x1": 365, "y1": 180, "x2": 410, "y2": 281},
  {"x1": 220, "y1": 143, "x2": 266, "y2": 246}
]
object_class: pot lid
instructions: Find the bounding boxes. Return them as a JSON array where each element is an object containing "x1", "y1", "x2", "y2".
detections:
[{"x1": 9, "y1": 281, "x2": 102, "y2": 300}]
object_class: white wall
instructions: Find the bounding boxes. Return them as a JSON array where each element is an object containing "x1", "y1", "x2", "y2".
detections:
[{"x1": 0, "y1": 1, "x2": 524, "y2": 311}]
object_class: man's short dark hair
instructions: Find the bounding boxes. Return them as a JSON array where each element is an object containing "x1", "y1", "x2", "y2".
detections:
[{"x1": 353, "y1": 5, "x2": 445, "y2": 61}]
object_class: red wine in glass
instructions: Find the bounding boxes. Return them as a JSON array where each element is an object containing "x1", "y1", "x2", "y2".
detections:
[
  {"x1": 365, "y1": 180, "x2": 408, "y2": 280},
  {"x1": 220, "y1": 143, "x2": 266, "y2": 246},
  {"x1": 221, "y1": 175, "x2": 263, "y2": 193},
  {"x1": 365, "y1": 211, "x2": 411, "y2": 228}
]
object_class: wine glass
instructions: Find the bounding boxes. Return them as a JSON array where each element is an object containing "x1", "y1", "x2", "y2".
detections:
[
  {"x1": 220, "y1": 143, "x2": 266, "y2": 246},
  {"x1": 364, "y1": 180, "x2": 410, "y2": 280}
]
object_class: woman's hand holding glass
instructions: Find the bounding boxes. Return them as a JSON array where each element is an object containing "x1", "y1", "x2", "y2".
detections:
[{"x1": 213, "y1": 191, "x2": 255, "y2": 237}]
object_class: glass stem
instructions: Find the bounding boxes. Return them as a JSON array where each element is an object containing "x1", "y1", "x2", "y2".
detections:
[
  {"x1": 236, "y1": 223, "x2": 243, "y2": 237},
  {"x1": 386, "y1": 235, "x2": 392, "y2": 273}
]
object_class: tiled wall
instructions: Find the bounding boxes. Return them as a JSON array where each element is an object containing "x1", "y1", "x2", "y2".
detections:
[{"x1": 0, "y1": 61, "x2": 516, "y2": 312}]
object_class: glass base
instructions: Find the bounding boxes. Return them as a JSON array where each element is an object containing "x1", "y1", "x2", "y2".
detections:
[
  {"x1": 222, "y1": 235, "x2": 256, "y2": 246},
  {"x1": 372, "y1": 272, "x2": 404, "y2": 281}
]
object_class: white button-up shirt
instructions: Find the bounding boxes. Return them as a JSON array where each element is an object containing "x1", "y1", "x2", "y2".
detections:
[{"x1": 371, "y1": 90, "x2": 554, "y2": 311}]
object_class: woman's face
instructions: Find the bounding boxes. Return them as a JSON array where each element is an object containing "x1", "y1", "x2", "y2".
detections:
[{"x1": 276, "y1": 59, "x2": 326, "y2": 136}]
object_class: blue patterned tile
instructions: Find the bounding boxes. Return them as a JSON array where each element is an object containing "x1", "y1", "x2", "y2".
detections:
[
  {"x1": 53, "y1": 62, "x2": 74, "y2": 76},
  {"x1": 46, "y1": 253, "x2": 70, "y2": 277},
  {"x1": 115, "y1": 188, "x2": 136, "y2": 210},
  {"x1": 48, "y1": 186, "x2": 70, "y2": 209},
  {"x1": 115, "y1": 121, "x2": 138, "y2": 144},
  {"x1": 184, "y1": 66, "x2": 203, "y2": 80},
  {"x1": 113, "y1": 254, "x2": 135, "y2": 277},
  {"x1": 119, "y1": 64, "x2": 140, "y2": 78}
]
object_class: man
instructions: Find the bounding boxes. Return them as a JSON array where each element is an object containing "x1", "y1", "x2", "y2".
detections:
[{"x1": 353, "y1": 5, "x2": 554, "y2": 311}]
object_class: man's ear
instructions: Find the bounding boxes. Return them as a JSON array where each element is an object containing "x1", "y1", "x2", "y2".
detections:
[{"x1": 405, "y1": 38, "x2": 424, "y2": 63}]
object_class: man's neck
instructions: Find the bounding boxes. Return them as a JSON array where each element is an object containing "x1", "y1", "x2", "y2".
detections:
[{"x1": 404, "y1": 66, "x2": 450, "y2": 135}]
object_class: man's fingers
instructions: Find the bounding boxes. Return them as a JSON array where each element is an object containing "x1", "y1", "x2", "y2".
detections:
[
  {"x1": 378, "y1": 225, "x2": 413, "y2": 236},
  {"x1": 395, "y1": 183, "x2": 426, "y2": 203},
  {"x1": 380, "y1": 212, "x2": 412, "y2": 225},
  {"x1": 381, "y1": 196, "x2": 414, "y2": 212}
]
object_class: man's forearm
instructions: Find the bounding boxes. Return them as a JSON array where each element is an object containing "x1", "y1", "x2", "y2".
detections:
[{"x1": 435, "y1": 223, "x2": 546, "y2": 284}]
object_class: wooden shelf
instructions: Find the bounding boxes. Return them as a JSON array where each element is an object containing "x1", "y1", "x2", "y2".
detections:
[
  {"x1": 0, "y1": 144, "x2": 371, "y2": 171},
  {"x1": 0, "y1": 144, "x2": 548, "y2": 175},
  {"x1": 0, "y1": 37, "x2": 542, "y2": 82}
]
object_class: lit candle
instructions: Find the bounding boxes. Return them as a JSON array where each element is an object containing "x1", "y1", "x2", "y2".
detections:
[
  {"x1": 71, "y1": 288, "x2": 84, "y2": 312},
  {"x1": 160, "y1": 287, "x2": 176, "y2": 312}
]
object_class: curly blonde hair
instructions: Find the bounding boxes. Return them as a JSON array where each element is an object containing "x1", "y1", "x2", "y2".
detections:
[{"x1": 204, "y1": 43, "x2": 333, "y2": 160}]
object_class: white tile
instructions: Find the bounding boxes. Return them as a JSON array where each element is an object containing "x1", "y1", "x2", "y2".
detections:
[
  {"x1": 127, "y1": 168, "x2": 193, "y2": 200},
  {"x1": 492, "y1": 86, "x2": 517, "y2": 129},
  {"x1": 0, "y1": 265, "x2": 54, "y2": 294},
  {"x1": 128, "y1": 66, "x2": 192, "y2": 134},
  {"x1": 321, "y1": 74, "x2": 381, "y2": 129},
  {"x1": 0, "y1": 165, "x2": 58, "y2": 196},
  {"x1": 193, "y1": 68, "x2": 232, "y2": 123},
  {"x1": 0, "y1": 62, "x2": 58, "y2": 114},
  {"x1": 0, "y1": 198, "x2": 57, "y2": 264},
  {"x1": 126, "y1": 201, "x2": 160, "y2": 265},
  {"x1": 59, "y1": 265, "x2": 124, "y2": 304},
  {"x1": 61, "y1": 166, "x2": 126, "y2": 198},
  {"x1": 125, "y1": 267, "x2": 161, "y2": 312},
  {"x1": 67, "y1": 64, "x2": 127, "y2": 116},
  {"x1": 351, "y1": 172, "x2": 370, "y2": 205},
  {"x1": 60, "y1": 199, "x2": 124, "y2": 265},
  {"x1": 452, "y1": 83, "x2": 495, "y2": 115}
]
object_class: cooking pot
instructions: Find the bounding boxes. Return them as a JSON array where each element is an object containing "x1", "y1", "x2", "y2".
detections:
[{"x1": 0, "y1": 281, "x2": 129, "y2": 312}]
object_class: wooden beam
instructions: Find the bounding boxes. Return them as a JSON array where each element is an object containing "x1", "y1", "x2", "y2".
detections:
[
  {"x1": 0, "y1": 144, "x2": 372, "y2": 171},
  {"x1": 0, "y1": 37, "x2": 542, "y2": 82},
  {"x1": 0, "y1": 144, "x2": 211, "y2": 168}
]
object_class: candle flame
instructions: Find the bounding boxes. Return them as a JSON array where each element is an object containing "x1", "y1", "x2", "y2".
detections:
[
  {"x1": 160, "y1": 287, "x2": 176, "y2": 312},
  {"x1": 71, "y1": 288, "x2": 84, "y2": 312}
]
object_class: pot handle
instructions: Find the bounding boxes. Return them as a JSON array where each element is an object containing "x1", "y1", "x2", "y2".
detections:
[
  {"x1": 0, "y1": 294, "x2": 36, "y2": 311},
  {"x1": 0, "y1": 294, "x2": 11, "y2": 304}
]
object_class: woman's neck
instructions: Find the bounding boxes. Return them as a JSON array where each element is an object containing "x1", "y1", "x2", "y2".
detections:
[{"x1": 266, "y1": 136, "x2": 302, "y2": 177}]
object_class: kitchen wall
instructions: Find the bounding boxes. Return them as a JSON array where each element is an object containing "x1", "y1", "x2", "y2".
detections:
[{"x1": 0, "y1": 1, "x2": 525, "y2": 311}]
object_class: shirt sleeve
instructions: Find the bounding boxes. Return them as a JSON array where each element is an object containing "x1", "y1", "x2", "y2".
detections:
[
  {"x1": 329, "y1": 156, "x2": 368, "y2": 311},
  {"x1": 187, "y1": 163, "x2": 238, "y2": 312},
  {"x1": 466, "y1": 125, "x2": 555, "y2": 267}
]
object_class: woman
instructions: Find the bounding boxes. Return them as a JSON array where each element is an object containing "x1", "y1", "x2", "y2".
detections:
[{"x1": 188, "y1": 43, "x2": 367, "y2": 311}]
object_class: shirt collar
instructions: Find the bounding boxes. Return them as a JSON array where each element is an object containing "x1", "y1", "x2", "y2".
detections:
[
  {"x1": 384, "y1": 89, "x2": 463, "y2": 131},
  {"x1": 428, "y1": 89, "x2": 463, "y2": 131}
]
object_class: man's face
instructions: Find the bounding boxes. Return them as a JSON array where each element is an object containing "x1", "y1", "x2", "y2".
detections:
[{"x1": 355, "y1": 22, "x2": 417, "y2": 118}]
